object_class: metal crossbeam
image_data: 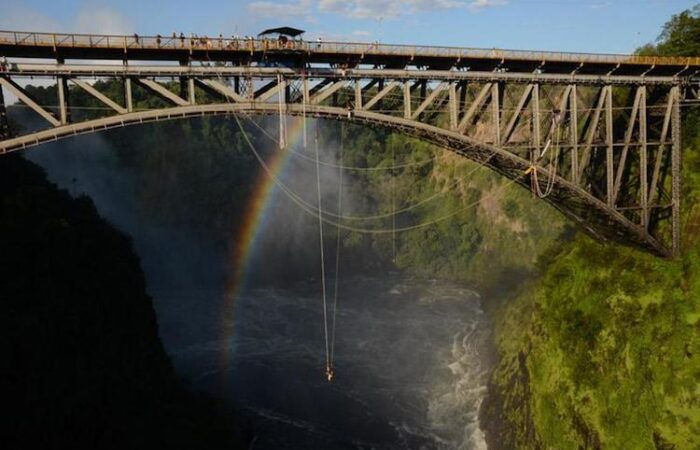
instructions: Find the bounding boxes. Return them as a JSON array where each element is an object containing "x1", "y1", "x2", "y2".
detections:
[
  {"x1": 363, "y1": 81, "x2": 399, "y2": 111},
  {"x1": 0, "y1": 76, "x2": 60, "y2": 126},
  {"x1": 71, "y1": 78, "x2": 127, "y2": 114},
  {"x1": 0, "y1": 53, "x2": 691, "y2": 257},
  {"x1": 134, "y1": 78, "x2": 189, "y2": 106},
  {"x1": 310, "y1": 80, "x2": 346, "y2": 105},
  {"x1": 196, "y1": 79, "x2": 245, "y2": 102}
]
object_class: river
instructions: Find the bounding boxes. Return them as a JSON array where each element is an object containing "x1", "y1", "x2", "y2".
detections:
[
  {"x1": 26, "y1": 135, "x2": 494, "y2": 449},
  {"x1": 162, "y1": 275, "x2": 492, "y2": 450}
]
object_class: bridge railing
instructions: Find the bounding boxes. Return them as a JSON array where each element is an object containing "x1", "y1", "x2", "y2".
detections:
[{"x1": 1, "y1": 30, "x2": 699, "y2": 67}]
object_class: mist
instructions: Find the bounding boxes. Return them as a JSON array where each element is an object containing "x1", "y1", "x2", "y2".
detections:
[
  {"x1": 20, "y1": 114, "x2": 362, "y2": 350},
  {"x1": 19, "y1": 114, "x2": 493, "y2": 449}
]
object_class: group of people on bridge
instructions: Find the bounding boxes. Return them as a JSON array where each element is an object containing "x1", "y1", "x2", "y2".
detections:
[{"x1": 129, "y1": 32, "x2": 306, "y2": 52}]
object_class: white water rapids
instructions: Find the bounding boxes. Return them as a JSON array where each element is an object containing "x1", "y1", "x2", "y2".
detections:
[{"x1": 166, "y1": 275, "x2": 493, "y2": 450}]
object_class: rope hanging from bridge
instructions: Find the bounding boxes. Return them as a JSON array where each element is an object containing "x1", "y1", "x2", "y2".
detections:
[
  {"x1": 392, "y1": 139, "x2": 396, "y2": 263},
  {"x1": 206, "y1": 53, "x2": 336, "y2": 382},
  {"x1": 238, "y1": 113, "x2": 498, "y2": 221},
  {"x1": 278, "y1": 73, "x2": 286, "y2": 149},
  {"x1": 232, "y1": 113, "x2": 526, "y2": 234},
  {"x1": 313, "y1": 123, "x2": 333, "y2": 382},
  {"x1": 329, "y1": 122, "x2": 344, "y2": 380},
  {"x1": 302, "y1": 71, "x2": 307, "y2": 148},
  {"x1": 242, "y1": 114, "x2": 440, "y2": 172},
  {"x1": 530, "y1": 111, "x2": 563, "y2": 199},
  {"x1": 198, "y1": 54, "x2": 522, "y2": 237}
]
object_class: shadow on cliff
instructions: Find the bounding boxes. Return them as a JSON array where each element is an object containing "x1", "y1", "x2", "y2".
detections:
[{"x1": 0, "y1": 154, "x2": 249, "y2": 449}]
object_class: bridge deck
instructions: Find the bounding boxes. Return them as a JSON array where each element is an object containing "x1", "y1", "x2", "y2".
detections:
[{"x1": 1, "y1": 30, "x2": 699, "y2": 78}]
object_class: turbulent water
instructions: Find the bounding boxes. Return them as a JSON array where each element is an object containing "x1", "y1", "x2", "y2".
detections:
[
  {"x1": 165, "y1": 276, "x2": 492, "y2": 450},
  {"x1": 26, "y1": 135, "x2": 494, "y2": 449}
]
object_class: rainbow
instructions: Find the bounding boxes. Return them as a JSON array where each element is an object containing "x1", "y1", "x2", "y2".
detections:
[{"x1": 218, "y1": 115, "x2": 312, "y2": 383}]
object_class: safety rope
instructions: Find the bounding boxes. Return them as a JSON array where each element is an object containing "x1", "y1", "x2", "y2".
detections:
[
  {"x1": 198, "y1": 60, "x2": 531, "y2": 385},
  {"x1": 329, "y1": 123, "x2": 343, "y2": 375},
  {"x1": 242, "y1": 114, "x2": 439, "y2": 172},
  {"x1": 530, "y1": 112, "x2": 562, "y2": 199},
  {"x1": 302, "y1": 71, "x2": 307, "y2": 148},
  {"x1": 238, "y1": 113, "x2": 497, "y2": 221},
  {"x1": 314, "y1": 124, "x2": 332, "y2": 382},
  {"x1": 201, "y1": 55, "x2": 526, "y2": 237},
  {"x1": 277, "y1": 73, "x2": 286, "y2": 149},
  {"x1": 392, "y1": 141, "x2": 396, "y2": 262},
  {"x1": 232, "y1": 113, "x2": 526, "y2": 234},
  {"x1": 204, "y1": 54, "x2": 334, "y2": 381}
]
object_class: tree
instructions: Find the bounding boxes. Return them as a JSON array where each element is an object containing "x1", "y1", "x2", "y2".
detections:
[{"x1": 639, "y1": 5, "x2": 700, "y2": 56}]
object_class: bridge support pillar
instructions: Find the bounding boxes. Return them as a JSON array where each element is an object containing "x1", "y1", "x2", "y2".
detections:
[
  {"x1": 605, "y1": 85, "x2": 614, "y2": 207},
  {"x1": 124, "y1": 77, "x2": 133, "y2": 112},
  {"x1": 403, "y1": 81, "x2": 411, "y2": 119},
  {"x1": 569, "y1": 85, "x2": 579, "y2": 185},
  {"x1": 0, "y1": 84, "x2": 9, "y2": 139},
  {"x1": 449, "y1": 83, "x2": 458, "y2": 130},
  {"x1": 671, "y1": 85, "x2": 682, "y2": 257},
  {"x1": 187, "y1": 77, "x2": 195, "y2": 105},
  {"x1": 57, "y1": 76, "x2": 70, "y2": 125},
  {"x1": 639, "y1": 85, "x2": 649, "y2": 229},
  {"x1": 491, "y1": 83, "x2": 501, "y2": 145},
  {"x1": 178, "y1": 69, "x2": 195, "y2": 105}
]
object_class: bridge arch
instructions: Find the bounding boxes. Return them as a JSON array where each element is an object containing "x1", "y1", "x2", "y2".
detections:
[
  {"x1": 0, "y1": 102, "x2": 668, "y2": 256},
  {"x1": 1, "y1": 30, "x2": 690, "y2": 257}
]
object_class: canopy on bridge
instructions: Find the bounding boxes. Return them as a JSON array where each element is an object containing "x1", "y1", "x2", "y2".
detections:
[{"x1": 258, "y1": 27, "x2": 305, "y2": 38}]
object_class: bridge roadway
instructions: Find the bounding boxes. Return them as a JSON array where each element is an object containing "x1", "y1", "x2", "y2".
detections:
[
  {"x1": 0, "y1": 30, "x2": 692, "y2": 257},
  {"x1": 1, "y1": 30, "x2": 700, "y2": 77}
]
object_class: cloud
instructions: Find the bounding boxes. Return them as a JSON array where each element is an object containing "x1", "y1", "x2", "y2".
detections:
[
  {"x1": 247, "y1": 0, "x2": 317, "y2": 22},
  {"x1": 73, "y1": 7, "x2": 133, "y2": 35},
  {"x1": 0, "y1": 4, "x2": 133, "y2": 34},
  {"x1": 319, "y1": 0, "x2": 467, "y2": 19},
  {"x1": 307, "y1": 29, "x2": 374, "y2": 42},
  {"x1": 248, "y1": 0, "x2": 504, "y2": 23},
  {"x1": 468, "y1": 0, "x2": 508, "y2": 10},
  {"x1": 0, "y1": 5, "x2": 61, "y2": 31}
]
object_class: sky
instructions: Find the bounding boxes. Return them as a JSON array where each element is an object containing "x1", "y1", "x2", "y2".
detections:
[{"x1": 1, "y1": 0, "x2": 698, "y2": 55}]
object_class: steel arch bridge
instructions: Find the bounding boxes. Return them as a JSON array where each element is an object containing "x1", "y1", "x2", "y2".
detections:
[{"x1": 1, "y1": 31, "x2": 699, "y2": 257}]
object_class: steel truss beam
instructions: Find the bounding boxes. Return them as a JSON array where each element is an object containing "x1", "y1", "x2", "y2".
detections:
[{"x1": 0, "y1": 64, "x2": 688, "y2": 257}]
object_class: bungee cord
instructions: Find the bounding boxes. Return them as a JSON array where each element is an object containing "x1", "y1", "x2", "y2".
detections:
[
  {"x1": 241, "y1": 114, "x2": 441, "y2": 172},
  {"x1": 392, "y1": 139, "x2": 396, "y2": 263},
  {"x1": 202, "y1": 56, "x2": 532, "y2": 382},
  {"x1": 238, "y1": 113, "x2": 498, "y2": 221},
  {"x1": 329, "y1": 123, "x2": 344, "y2": 378},
  {"x1": 313, "y1": 123, "x2": 333, "y2": 382},
  {"x1": 232, "y1": 113, "x2": 526, "y2": 235},
  {"x1": 204, "y1": 54, "x2": 332, "y2": 382},
  {"x1": 532, "y1": 112, "x2": 563, "y2": 198}
]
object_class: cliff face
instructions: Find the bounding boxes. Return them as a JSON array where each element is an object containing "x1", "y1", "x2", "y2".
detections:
[
  {"x1": 480, "y1": 117, "x2": 700, "y2": 449},
  {"x1": 1, "y1": 155, "x2": 244, "y2": 449},
  {"x1": 481, "y1": 234, "x2": 700, "y2": 450}
]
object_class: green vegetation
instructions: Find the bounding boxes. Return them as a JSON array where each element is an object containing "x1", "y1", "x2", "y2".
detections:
[
  {"x1": 482, "y1": 7, "x2": 700, "y2": 449},
  {"x1": 331, "y1": 121, "x2": 565, "y2": 286},
  {"x1": 483, "y1": 233, "x2": 700, "y2": 449}
]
